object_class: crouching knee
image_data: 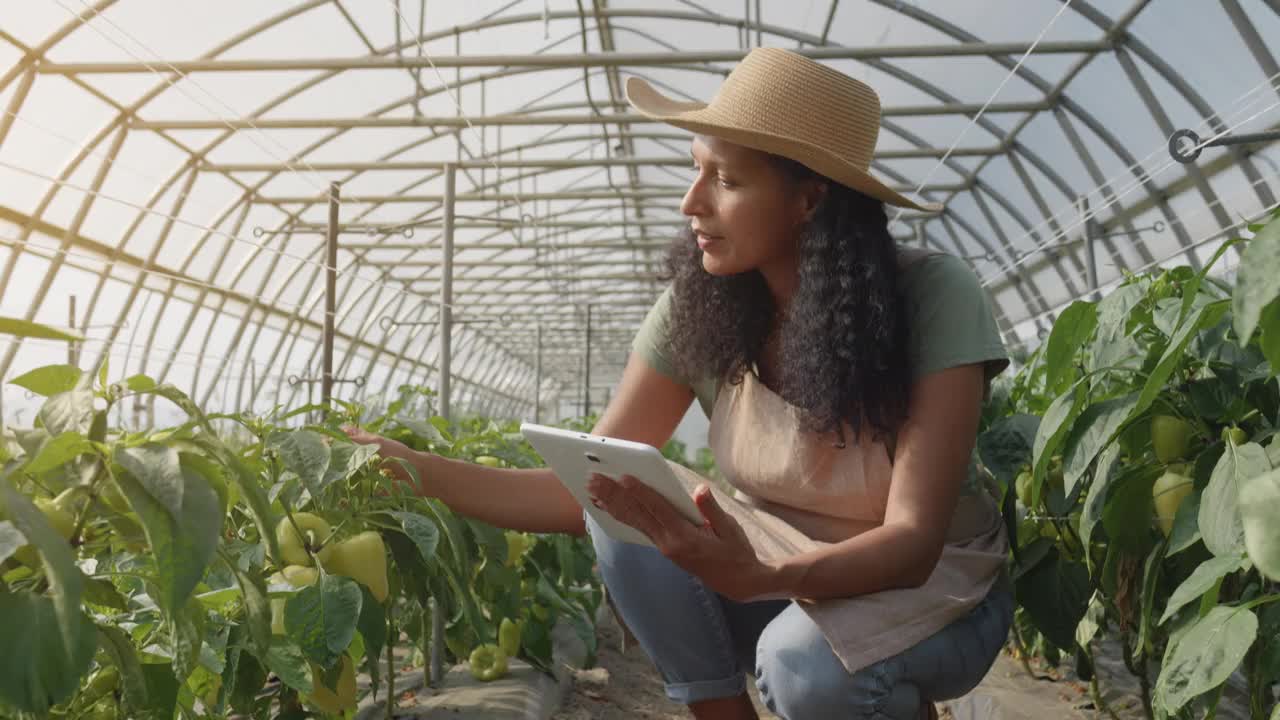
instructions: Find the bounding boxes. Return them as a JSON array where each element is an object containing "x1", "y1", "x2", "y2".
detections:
[{"x1": 753, "y1": 608, "x2": 919, "y2": 720}]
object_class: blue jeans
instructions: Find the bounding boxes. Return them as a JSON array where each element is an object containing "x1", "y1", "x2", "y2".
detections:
[{"x1": 586, "y1": 512, "x2": 1014, "y2": 719}]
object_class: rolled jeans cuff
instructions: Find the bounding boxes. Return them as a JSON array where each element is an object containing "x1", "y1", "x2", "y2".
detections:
[{"x1": 664, "y1": 675, "x2": 748, "y2": 705}]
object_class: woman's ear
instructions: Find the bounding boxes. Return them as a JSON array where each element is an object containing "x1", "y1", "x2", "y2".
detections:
[{"x1": 798, "y1": 180, "x2": 828, "y2": 223}]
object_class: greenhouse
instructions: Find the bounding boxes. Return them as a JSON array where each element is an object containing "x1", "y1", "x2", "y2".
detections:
[{"x1": 1, "y1": 1, "x2": 1279, "y2": 719}]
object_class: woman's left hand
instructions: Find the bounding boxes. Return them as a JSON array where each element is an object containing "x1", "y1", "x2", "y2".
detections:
[{"x1": 586, "y1": 473, "x2": 777, "y2": 602}]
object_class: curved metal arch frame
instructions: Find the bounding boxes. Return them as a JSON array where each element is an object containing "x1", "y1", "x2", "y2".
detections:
[
  {"x1": 881, "y1": 0, "x2": 1275, "y2": 295},
  {"x1": 0, "y1": 12, "x2": 1018, "y2": 412},
  {"x1": 2, "y1": 1, "x2": 1277, "y2": 418},
  {"x1": 198, "y1": 3, "x2": 1260, "y2": 345}
]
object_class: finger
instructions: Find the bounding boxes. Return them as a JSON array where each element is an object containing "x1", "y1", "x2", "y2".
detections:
[
  {"x1": 693, "y1": 485, "x2": 749, "y2": 543},
  {"x1": 585, "y1": 474, "x2": 625, "y2": 517},
  {"x1": 586, "y1": 473, "x2": 619, "y2": 505},
  {"x1": 693, "y1": 485, "x2": 725, "y2": 527},
  {"x1": 615, "y1": 475, "x2": 702, "y2": 542},
  {"x1": 345, "y1": 426, "x2": 379, "y2": 443},
  {"x1": 617, "y1": 475, "x2": 701, "y2": 527},
  {"x1": 591, "y1": 474, "x2": 667, "y2": 540}
]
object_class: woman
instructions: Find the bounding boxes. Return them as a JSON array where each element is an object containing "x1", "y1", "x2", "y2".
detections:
[{"x1": 349, "y1": 47, "x2": 1013, "y2": 720}]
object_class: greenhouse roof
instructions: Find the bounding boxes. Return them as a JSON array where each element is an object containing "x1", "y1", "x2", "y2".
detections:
[{"x1": 2, "y1": 0, "x2": 1279, "y2": 424}]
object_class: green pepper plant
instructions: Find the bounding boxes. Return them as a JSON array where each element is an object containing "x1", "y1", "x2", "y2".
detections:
[
  {"x1": 973, "y1": 211, "x2": 1280, "y2": 719},
  {"x1": 0, "y1": 340, "x2": 605, "y2": 718}
]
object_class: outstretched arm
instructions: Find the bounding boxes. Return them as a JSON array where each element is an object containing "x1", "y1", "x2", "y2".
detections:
[{"x1": 348, "y1": 350, "x2": 695, "y2": 536}]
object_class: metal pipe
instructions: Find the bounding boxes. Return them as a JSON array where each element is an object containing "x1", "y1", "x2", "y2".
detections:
[
  {"x1": 205, "y1": 156, "x2": 692, "y2": 172},
  {"x1": 372, "y1": 258, "x2": 665, "y2": 269},
  {"x1": 68, "y1": 295, "x2": 77, "y2": 367},
  {"x1": 583, "y1": 304, "x2": 592, "y2": 418},
  {"x1": 40, "y1": 44, "x2": 1102, "y2": 73},
  {"x1": 255, "y1": 183, "x2": 968, "y2": 204},
  {"x1": 439, "y1": 164, "x2": 456, "y2": 422},
  {"x1": 429, "y1": 164, "x2": 455, "y2": 688},
  {"x1": 407, "y1": 284, "x2": 665, "y2": 295},
  {"x1": 340, "y1": 240, "x2": 671, "y2": 251},
  {"x1": 535, "y1": 322, "x2": 542, "y2": 424},
  {"x1": 136, "y1": 113, "x2": 1036, "y2": 130},
  {"x1": 1081, "y1": 197, "x2": 1100, "y2": 302},
  {"x1": 323, "y1": 182, "x2": 340, "y2": 404},
  {"x1": 301, "y1": 219, "x2": 692, "y2": 230},
  {"x1": 405, "y1": 300, "x2": 652, "y2": 311}
]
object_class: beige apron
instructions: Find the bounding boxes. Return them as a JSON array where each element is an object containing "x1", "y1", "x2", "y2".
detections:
[{"x1": 666, "y1": 365, "x2": 1009, "y2": 676}]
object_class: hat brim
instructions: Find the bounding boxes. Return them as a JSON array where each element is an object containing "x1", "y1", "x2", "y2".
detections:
[{"x1": 625, "y1": 77, "x2": 943, "y2": 214}]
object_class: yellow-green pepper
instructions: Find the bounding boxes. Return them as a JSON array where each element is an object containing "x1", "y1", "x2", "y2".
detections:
[
  {"x1": 469, "y1": 644, "x2": 508, "y2": 682},
  {"x1": 498, "y1": 617, "x2": 522, "y2": 658},
  {"x1": 326, "y1": 531, "x2": 389, "y2": 603}
]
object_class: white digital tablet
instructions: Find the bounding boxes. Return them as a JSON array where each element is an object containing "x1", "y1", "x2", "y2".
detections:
[{"x1": 519, "y1": 422, "x2": 704, "y2": 547}]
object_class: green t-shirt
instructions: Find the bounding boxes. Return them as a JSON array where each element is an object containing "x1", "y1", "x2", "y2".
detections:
[{"x1": 631, "y1": 250, "x2": 1010, "y2": 420}]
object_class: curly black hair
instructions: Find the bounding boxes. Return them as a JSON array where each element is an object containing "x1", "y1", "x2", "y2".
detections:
[{"x1": 661, "y1": 155, "x2": 913, "y2": 448}]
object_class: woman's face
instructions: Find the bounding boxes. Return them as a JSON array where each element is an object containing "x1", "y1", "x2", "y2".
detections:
[{"x1": 681, "y1": 135, "x2": 823, "y2": 284}]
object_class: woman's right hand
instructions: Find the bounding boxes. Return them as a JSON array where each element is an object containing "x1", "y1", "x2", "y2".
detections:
[{"x1": 342, "y1": 426, "x2": 428, "y2": 492}]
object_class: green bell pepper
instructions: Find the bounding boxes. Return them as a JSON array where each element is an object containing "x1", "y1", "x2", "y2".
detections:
[
  {"x1": 469, "y1": 644, "x2": 509, "y2": 682},
  {"x1": 498, "y1": 617, "x2": 523, "y2": 658}
]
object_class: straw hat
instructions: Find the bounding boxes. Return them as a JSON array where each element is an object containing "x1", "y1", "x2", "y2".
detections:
[{"x1": 626, "y1": 47, "x2": 943, "y2": 213}]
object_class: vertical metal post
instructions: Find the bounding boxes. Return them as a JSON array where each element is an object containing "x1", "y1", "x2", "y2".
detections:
[
  {"x1": 439, "y1": 164, "x2": 455, "y2": 421},
  {"x1": 915, "y1": 221, "x2": 926, "y2": 248},
  {"x1": 323, "y1": 182, "x2": 340, "y2": 405},
  {"x1": 1081, "y1": 197, "x2": 1100, "y2": 302},
  {"x1": 68, "y1": 295, "x2": 77, "y2": 367},
  {"x1": 430, "y1": 162, "x2": 456, "y2": 687},
  {"x1": 754, "y1": 0, "x2": 762, "y2": 46},
  {"x1": 534, "y1": 322, "x2": 542, "y2": 423},
  {"x1": 583, "y1": 304, "x2": 592, "y2": 418}
]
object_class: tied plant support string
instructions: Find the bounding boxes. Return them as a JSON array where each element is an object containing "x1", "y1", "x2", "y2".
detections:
[
  {"x1": 49, "y1": 1, "x2": 468, "y2": 323},
  {"x1": 975, "y1": 65, "x2": 1280, "y2": 284},
  {"x1": 59, "y1": 0, "x2": 566, "y2": 315},
  {"x1": 0, "y1": 232, "x2": 432, "y2": 379},
  {"x1": 9, "y1": 16, "x2": 452, "y2": 328},
  {"x1": 1003, "y1": 169, "x2": 1280, "y2": 339},
  {"x1": 979, "y1": 80, "x2": 1280, "y2": 286},
  {"x1": 385, "y1": 0, "x2": 541, "y2": 237},
  {"x1": 874, "y1": 1, "x2": 1280, "y2": 292},
  {"x1": 1003, "y1": 160, "x2": 1280, "y2": 335},
  {"x1": 0, "y1": 231, "x2": 317, "y2": 317},
  {"x1": 888, "y1": 0, "x2": 1077, "y2": 234},
  {"x1": 0, "y1": 100, "x2": 553, "y2": 300},
  {"x1": 0, "y1": 103, "x2": 423, "y2": 278},
  {"x1": 1, "y1": 230, "x2": 527, "y2": 404},
  {"x1": 59, "y1": 0, "x2": 331, "y2": 197},
  {"x1": 0, "y1": 106, "x2": 414, "y2": 304},
  {"x1": 913, "y1": 60, "x2": 1280, "y2": 282},
  {"x1": 384, "y1": 0, "x2": 628, "y2": 326},
  {"x1": 0, "y1": 158, "x2": 467, "y2": 316}
]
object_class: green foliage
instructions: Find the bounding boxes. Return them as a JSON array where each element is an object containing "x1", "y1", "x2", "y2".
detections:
[
  {"x1": 0, "y1": 369, "x2": 604, "y2": 717},
  {"x1": 974, "y1": 210, "x2": 1280, "y2": 718}
]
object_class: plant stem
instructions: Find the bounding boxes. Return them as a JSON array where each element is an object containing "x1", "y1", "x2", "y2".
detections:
[
  {"x1": 68, "y1": 459, "x2": 107, "y2": 544},
  {"x1": 1090, "y1": 671, "x2": 1123, "y2": 720},
  {"x1": 1138, "y1": 650, "x2": 1154, "y2": 720},
  {"x1": 1008, "y1": 619, "x2": 1048, "y2": 681},
  {"x1": 421, "y1": 609, "x2": 430, "y2": 691},
  {"x1": 1246, "y1": 646, "x2": 1267, "y2": 720},
  {"x1": 386, "y1": 612, "x2": 396, "y2": 720},
  {"x1": 1121, "y1": 630, "x2": 1140, "y2": 676}
]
